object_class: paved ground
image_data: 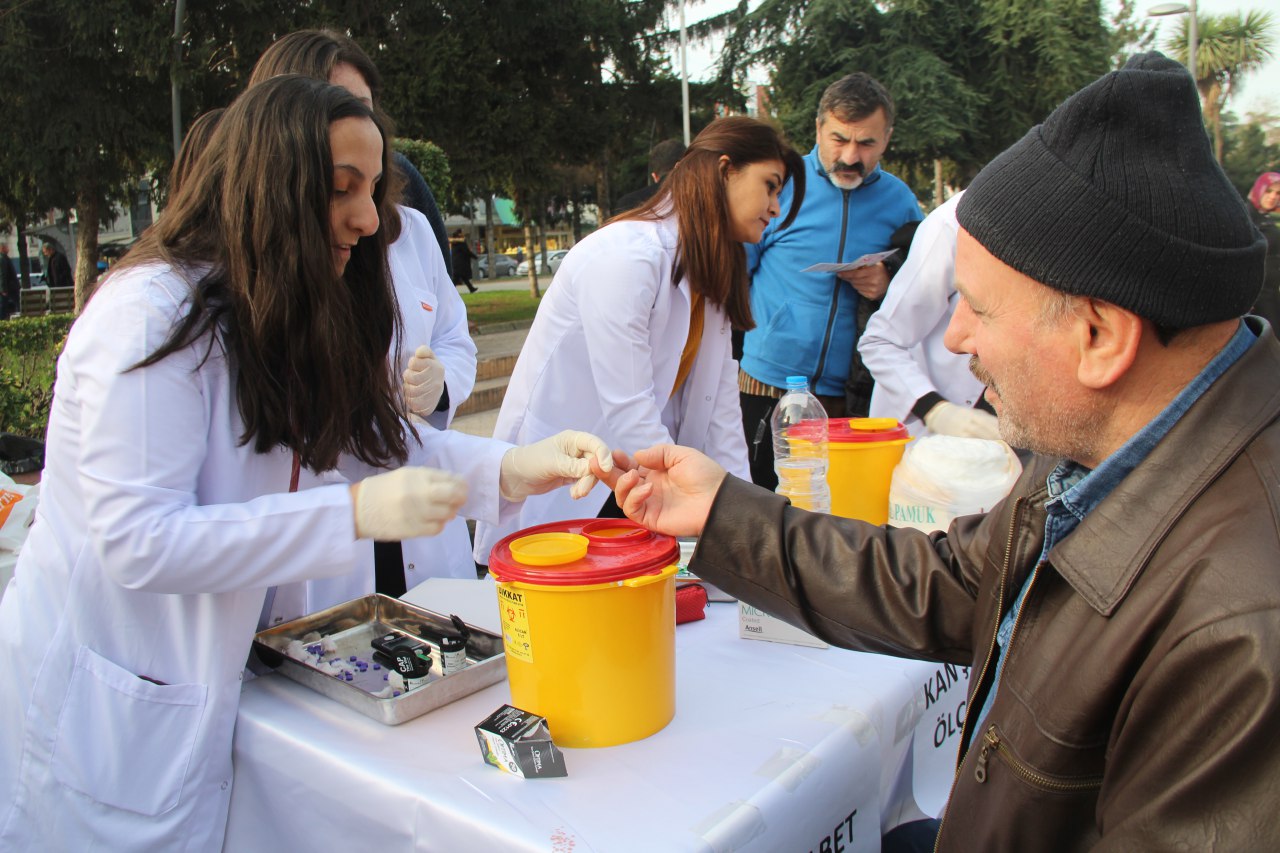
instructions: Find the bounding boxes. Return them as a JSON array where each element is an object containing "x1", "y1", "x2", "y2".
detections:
[
  {"x1": 470, "y1": 273, "x2": 542, "y2": 294},
  {"x1": 451, "y1": 406, "x2": 501, "y2": 438}
]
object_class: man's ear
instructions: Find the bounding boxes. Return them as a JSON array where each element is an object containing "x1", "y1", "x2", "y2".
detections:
[{"x1": 1075, "y1": 299, "x2": 1141, "y2": 389}]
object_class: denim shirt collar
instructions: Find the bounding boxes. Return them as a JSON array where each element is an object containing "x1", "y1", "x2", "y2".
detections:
[{"x1": 1044, "y1": 320, "x2": 1256, "y2": 544}]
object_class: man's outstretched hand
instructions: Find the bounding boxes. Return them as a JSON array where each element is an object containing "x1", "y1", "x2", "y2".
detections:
[{"x1": 591, "y1": 444, "x2": 726, "y2": 537}]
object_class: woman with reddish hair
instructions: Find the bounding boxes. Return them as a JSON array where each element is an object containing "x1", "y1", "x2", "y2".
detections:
[
  {"x1": 1248, "y1": 172, "x2": 1280, "y2": 328},
  {"x1": 474, "y1": 116, "x2": 804, "y2": 562}
]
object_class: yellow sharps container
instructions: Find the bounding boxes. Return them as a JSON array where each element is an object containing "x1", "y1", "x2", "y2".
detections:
[
  {"x1": 488, "y1": 519, "x2": 678, "y2": 748},
  {"x1": 826, "y1": 418, "x2": 911, "y2": 523}
]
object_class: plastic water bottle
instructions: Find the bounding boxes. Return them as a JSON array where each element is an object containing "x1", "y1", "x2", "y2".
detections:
[{"x1": 771, "y1": 376, "x2": 831, "y2": 513}]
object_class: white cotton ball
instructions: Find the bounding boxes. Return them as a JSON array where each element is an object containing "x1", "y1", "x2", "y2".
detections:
[{"x1": 326, "y1": 658, "x2": 354, "y2": 676}]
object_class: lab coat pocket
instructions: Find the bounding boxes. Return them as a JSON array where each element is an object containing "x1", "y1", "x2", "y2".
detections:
[{"x1": 52, "y1": 645, "x2": 208, "y2": 816}]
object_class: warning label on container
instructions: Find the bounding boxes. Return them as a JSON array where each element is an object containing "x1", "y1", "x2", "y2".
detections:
[{"x1": 498, "y1": 585, "x2": 534, "y2": 664}]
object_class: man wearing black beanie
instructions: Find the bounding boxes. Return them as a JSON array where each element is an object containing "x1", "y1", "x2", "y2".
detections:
[{"x1": 596, "y1": 52, "x2": 1280, "y2": 851}]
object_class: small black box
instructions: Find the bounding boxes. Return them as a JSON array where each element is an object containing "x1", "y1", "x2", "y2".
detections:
[{"x1": 475, "y1": 704, "x2": 567, "y2": 778}]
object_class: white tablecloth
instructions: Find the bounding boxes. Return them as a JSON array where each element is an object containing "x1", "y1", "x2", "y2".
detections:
[{"x1": 225, "y1": 579, "x2": 938, "y2": 852}]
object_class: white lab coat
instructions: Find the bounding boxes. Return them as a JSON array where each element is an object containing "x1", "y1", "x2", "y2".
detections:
[
  {"x1": 0, "y1": 261, "x2": 506, "y2": 851},
  {"x1": 260, "y1": 207, "x2": 482, "y2": 626},
  {"x1": 472, "y1": 214, "x2": 750, "y2": 562},
  {"x1": 860, "y1": 193, "x2": 984, "y2": 436},
  {"x1": 388, "y1": 208, "x2": 483, "y2": 585},
  {"x1": 392, "y1": 206, "x2": 477, "y2": 432}
]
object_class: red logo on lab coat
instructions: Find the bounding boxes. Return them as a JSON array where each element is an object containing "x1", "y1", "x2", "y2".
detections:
[{"x1": 420, "y1": 302, "x2": 434, "y2": 312}]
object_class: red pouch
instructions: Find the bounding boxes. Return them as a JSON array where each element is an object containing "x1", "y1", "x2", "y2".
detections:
[{"x1": 675, "y1": 582, "x2": 708, "y2": 624}]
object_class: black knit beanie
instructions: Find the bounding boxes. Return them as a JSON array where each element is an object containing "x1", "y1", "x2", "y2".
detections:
[{"x1": 957, "y1": 52, "x2": 1266, "y2": 328}]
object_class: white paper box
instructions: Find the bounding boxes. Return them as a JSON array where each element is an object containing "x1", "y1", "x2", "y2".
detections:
[{"x1": 738, "y1": 602, "x2": 828, "y2": 648}]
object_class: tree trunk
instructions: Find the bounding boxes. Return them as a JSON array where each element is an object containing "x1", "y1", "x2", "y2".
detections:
[
  {"x1": 524, "y1": 222, "x2": 540, "y2": 299},
  {"x1": 537, "y1": 218, "x2": 549, "y2": 276},
  {"x1": 484, "y1": 194, "x2": 495, "y2": 283},
  {"x1": 73, "y1": 185, "x2": 101, "y2": 313},
  {"x1": 933, "y1": 159, "x2": 944, "y2": 209},
  {"x1": 16, "y1": 223, "x2": 32, "y2": 289},
  {"x1": 1201, "y1": 79, "x2": 1224, "y2": 163},
  {"x1": 595, "y1": 151, "x2": 611, "y2": 223}
]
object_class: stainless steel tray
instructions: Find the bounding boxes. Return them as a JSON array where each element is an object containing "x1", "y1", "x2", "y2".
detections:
[
  {"x1": 675, "y1": 537, "x2": 734, "y2": 602},
  {"x1": 252, "y1": 594, "x2": 507, "y2": 725}
]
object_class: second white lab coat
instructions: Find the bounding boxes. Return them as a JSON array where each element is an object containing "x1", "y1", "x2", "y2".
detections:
[
  {"x1": 0, "y1": 261, "x2": 506, "y2": 851},
  {"x1": 860, "y1": 193, "x2": 984, "y2": 435},
  {"x1": 389, "y1": 208, "x2": 483, "y2": 584},
  {"x1": 472, "y1": 214, "x2": 750, "y2": 562}
]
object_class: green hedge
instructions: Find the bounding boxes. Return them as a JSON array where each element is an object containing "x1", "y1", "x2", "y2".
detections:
[{"x1": 1, "y1": 314, "x2": 73, "y2": 438}]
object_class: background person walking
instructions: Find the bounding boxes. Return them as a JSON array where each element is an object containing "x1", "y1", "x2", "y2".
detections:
[{"x1": 450, "y1": 229, "x2": 478, "y2": 292}]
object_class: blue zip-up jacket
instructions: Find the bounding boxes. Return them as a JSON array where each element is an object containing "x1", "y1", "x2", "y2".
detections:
[{"x1": 741, "y1": 145, "x2": 921, "y2": 397}]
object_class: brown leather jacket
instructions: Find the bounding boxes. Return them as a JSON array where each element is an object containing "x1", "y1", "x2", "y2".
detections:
[{"x1": 693, "y1": 320, "x2": 1280, "y2": 850}]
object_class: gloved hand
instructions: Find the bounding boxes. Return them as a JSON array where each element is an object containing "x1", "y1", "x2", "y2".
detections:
[
  {"x1": 499, "y1": 430, "x2": 613, "y2": 502},
  {"x1": 352, "y1": 467, "x2": 467, "y2": 541},
  {"x1": 923, "y1": 401, "x2": 1001, "y2": 441},
  {"x1": 403, "y1": 345, "x2": 446, "y2": 418}
]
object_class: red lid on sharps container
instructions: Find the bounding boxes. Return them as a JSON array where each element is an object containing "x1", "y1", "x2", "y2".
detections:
[
  {"x1": 488, "y1": 519, "x2": 678, "y2": 586},
  {"x1": 785, "y1": 416, "x2": 909, "y2": 443},
  {"x1": 828, "y1": 417, "x2": 909, "y2": 443}
]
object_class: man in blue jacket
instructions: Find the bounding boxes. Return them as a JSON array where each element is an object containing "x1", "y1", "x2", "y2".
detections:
[{"x1": 739, "y1": 72, "x2": 921, "y2": 489}]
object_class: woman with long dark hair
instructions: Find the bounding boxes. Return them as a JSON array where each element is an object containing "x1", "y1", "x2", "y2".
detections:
[
  {"x1": 248, "y1": 28, "x2": 483, "y2": 593},
  {"x1": 0, "y1": 76, "x2": 608, "y2": 850},
  {"x1": 474, "y1": 116, "x2": 804, "y2": 560}
]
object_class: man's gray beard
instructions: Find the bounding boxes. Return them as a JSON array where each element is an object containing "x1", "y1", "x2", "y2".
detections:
[
  {"x1": 827, "y1": 171, "x2": 863, "y2": 190},
  {"x1": 970, "y1": 355, "x2": 1104, "y2": 464}
]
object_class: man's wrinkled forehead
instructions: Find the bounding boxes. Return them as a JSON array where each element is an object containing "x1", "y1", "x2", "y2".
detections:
[{"x1": 819, "y1": 108, "x2": 888, "y2": 140}]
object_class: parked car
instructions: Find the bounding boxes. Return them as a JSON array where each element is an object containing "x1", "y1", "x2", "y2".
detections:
[
  {"x1": 515, "y1": 249, "x2": 569, "y2": 277},
  {"x1": 476, "y1": 254, "x2": 519, "y2": 278}
]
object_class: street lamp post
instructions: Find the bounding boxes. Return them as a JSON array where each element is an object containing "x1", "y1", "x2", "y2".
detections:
[
  {"x1": 171, "y1": 0, "x2": 187, "y2": 158},
  {"x1": 679, "y1": 0, "x2": 691, "y2": 146},
  {"x1": 1147, "y1": 0, "x2": 1198, "y2": 80}
]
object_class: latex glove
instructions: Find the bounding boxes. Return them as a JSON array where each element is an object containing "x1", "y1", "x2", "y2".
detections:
[
  {"x1": 499, "y1": 430, "x2": 613, "y2": 502},
  {"x1": 403, "y1": 345, "x2": 446, "y2": 418},
  {"x1": 923, "y1": 401, "x2": 1001, "y2": 441},
  {"x1": 352, "y1": 467, "x2": 467, "y2": 541}
]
